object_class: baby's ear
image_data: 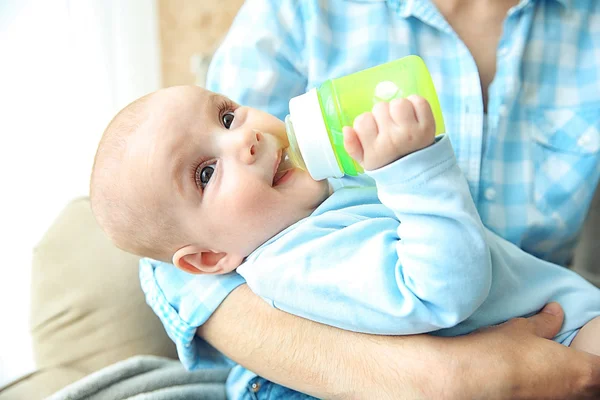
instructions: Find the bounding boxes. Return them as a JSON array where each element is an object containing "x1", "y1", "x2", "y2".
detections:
[{"x1": 172, "y1": 245, "x2": 243, "y2": 275}]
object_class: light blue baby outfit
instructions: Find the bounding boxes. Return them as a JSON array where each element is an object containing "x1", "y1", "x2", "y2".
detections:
[{"x1": 237, "y1": 135, "x2": 600, "y2": 343}]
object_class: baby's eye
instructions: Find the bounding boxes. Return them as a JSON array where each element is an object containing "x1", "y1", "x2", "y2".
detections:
[
  {"x1": 222, "y1": 112, "x2": 234, "y2": 129},
  {"x1": 195, "y1": 162, "x2": 216, "y2": 189}
]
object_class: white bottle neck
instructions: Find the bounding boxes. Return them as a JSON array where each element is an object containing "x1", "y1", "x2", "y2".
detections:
[{"x1": 287, "y1": 88, "x2": 343, "y2": 180}]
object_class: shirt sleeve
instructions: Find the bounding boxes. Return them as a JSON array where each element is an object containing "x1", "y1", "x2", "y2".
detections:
[
  {"x1": 205, "y1": 0, "x2": 307, "y2": 119},
  {"x1": 139, "y1": 258, "x2": 245, "y2": 370}
]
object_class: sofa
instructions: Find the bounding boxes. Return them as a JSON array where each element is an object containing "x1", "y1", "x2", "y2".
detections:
[{"x1": 0, "y1": 198, "x2": 177, "y2": 400}]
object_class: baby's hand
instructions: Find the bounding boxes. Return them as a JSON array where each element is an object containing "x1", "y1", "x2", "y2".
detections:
[{"x1": 342, "y1": 95, "x2": 436, "y2": 171}]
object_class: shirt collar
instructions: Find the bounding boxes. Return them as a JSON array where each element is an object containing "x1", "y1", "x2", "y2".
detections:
[
  {"x1": 552, "y1": 0, "x2": 573, "y2": 8},
  {"x1": 344, "y1": 0, "x2": 574, "y2": 12},
  {"x1": 515, "y1": 0, "x2": 573, "y2": 10}
]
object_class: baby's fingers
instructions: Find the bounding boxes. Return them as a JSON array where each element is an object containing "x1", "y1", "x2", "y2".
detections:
[
  {"x1": 407, "y1": 95, "x2": 436, "y2": 133},
  {"x1": 389, "y1": 97, "x2": 418, "y2": 126},
  {"x1": 371, "y1": 102, "x2": 394, "y2": 134},
  {"x1": 343, "y1": 126, "x2": 364, "y2": 165},
  {"x1": 353, "y1": 112, "x2": 378, "y2": 145}
]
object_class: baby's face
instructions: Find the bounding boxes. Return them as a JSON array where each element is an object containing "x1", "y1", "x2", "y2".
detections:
[{"x1": 128, "y1": 86, "x2": 330, "y2": 267}]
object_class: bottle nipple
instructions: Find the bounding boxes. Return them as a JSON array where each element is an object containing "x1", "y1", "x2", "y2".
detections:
[
  {"x1": 279, "y1": 149, "x2": 295, "y2": 172},
  {"x1": 284, "y1": 115, "x2": 307, "y2": 171},
  {"x1": 282, "y1": 147, "x2": 306, "y2": 171}
]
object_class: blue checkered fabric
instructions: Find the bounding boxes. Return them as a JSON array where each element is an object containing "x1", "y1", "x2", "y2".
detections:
[
  {"x1": 139, "y1": 259, "x2": 244, "y2": 370},
  {"x1": 140, "y1": 0, "x2": 600, "y2": 398}
]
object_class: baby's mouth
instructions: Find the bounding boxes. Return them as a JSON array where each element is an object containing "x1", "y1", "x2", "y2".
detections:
[{"x1": 273, "y1": 149, "x2": 294, "y2": 186}]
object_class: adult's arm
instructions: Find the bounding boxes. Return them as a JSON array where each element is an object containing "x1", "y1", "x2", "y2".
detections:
[{"x1": 199, "y1": 285, "x2": 600, "y2": 399}]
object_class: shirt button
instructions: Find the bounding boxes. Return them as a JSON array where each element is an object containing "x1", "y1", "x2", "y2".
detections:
[
  {"x1": 577, "y1": 132, "x2": 600, "y2": 152},
  {"x1": 251, "y1": 382, "x2": 261, "y2": 393},
  {"x1": 484, "y1": 187, "x2": 497, "y2": 201},
  {"x1": 498, "y1": 105, "x2": 508, "y2": 117}
]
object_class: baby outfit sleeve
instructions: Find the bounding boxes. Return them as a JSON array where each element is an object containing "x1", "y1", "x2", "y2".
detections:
[
  {"x1": 239, "y1": 136, "x2": 492, "y2": 334},
  {"x1": 366, "y1": 135, "x2": 493, "y2": 328},
  {"x1": 139, "y1": 258, "x2": 245, "y2": 370}
]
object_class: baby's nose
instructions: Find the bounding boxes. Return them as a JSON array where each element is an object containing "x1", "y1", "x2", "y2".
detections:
[{"x1": 238, "y1": 129, "x2": 262, "y2": 165}]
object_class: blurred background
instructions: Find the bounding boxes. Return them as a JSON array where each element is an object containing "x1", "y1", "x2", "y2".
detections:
[{"x1": 0, "y1": 0, "x2": 243, "y2": 388}]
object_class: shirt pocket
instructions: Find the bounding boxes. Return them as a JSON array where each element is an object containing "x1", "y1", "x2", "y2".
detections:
[{"x1": 529, "y1": 103, "x2": 600, "y2": 217}]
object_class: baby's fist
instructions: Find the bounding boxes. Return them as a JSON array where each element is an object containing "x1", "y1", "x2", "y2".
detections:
[{"x1": 343, "y1": 95, "x2": 436, "y2": 171}]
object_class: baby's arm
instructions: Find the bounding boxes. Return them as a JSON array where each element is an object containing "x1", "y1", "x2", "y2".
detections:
[{"x1": 345, "y1": 97, "x2": 493, "y2": 328}]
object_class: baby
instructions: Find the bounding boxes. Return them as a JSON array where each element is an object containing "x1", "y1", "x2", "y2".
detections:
[{"x1": 91, "y1": 85, "x2": 600, "y2": 356}]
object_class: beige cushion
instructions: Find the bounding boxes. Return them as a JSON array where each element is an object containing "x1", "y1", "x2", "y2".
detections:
[
  {"x1": 2, "y1": 197, "x2": 177, "y2": 399},
  {"x1": 0, "y1": 368, "x2": 87, "y2": 400}
]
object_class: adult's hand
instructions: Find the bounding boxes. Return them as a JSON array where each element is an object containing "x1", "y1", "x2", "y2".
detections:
[
  {"x1": 199, "y1": 286, "x2": 600, "y2": 399},
  {"x1": 409, "y1": 302, "x2": 600, "y2": 400}
]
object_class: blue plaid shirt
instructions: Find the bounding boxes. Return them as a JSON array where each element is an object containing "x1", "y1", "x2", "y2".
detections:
[{"x1": 141, "y1": 0, "x2": 600, "y2": 398}]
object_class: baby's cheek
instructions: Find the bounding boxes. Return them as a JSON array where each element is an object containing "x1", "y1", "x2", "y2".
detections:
[
  {"x1": 220, "y1": 180, "x2": 269, "y2": 225},
  {"x1": 220, "y1": 193, "x2": 279, "y2": 254}
]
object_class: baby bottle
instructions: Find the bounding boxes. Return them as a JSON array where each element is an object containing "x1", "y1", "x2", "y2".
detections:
[{"x1": 284, "y1": 55, "x2": 445, "y2": 180}]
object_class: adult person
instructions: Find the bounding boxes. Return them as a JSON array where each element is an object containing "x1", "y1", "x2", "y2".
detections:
[{"x1": 141, "y1": 0, "x2": 600, "y2": 398}]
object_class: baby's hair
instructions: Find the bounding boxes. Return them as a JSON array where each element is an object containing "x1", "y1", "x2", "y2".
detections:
[{"x1": 90, "y1": 93, "x2": 183, "y2": 262}]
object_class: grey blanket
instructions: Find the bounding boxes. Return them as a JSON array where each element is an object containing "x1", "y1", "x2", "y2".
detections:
[{"x1": 47, "y1": 356, "x2": 230, "y2": 400}]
